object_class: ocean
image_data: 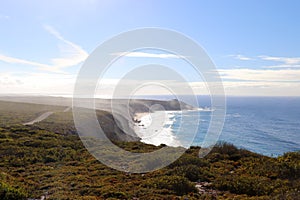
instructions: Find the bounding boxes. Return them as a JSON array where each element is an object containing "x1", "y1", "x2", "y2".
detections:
[{"x1": 134, "y1": 96, "x2": 300, "y2": 157}]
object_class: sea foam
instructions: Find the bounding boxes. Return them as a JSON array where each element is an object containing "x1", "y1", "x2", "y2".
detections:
[{"x1": 133, "y1": 111, "x2": 182, "y2": 147}]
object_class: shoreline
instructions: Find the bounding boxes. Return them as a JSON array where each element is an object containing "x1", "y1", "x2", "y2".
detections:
[
  {"x1": 133, "y1": 112, "x2": 149, "y2": 123},
  {"x1": 132, "y1": 110, "x2": 183, "y2": 147},
  {"x1": 131, "y1": 109, "x2": 299, "y2": 158}
]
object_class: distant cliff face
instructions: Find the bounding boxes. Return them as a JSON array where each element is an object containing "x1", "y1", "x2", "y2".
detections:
[
  {"x1": 95, "y1": 110, "x2": 140, "y2": 142},
  {"x1": 28, "y1": 109, "x2": 141, "y2": 143},
  {"x1": 0, "y1": 97, "x2": 195, "y2": 143},
  {"x1": 94, "y1": 99, "x2": 195, "y2": 143},
  {"x1": 107, "y1": 99, "x2": 196, "y2": 141},
  {"x1": 127, "y1": 99, "x2": 195, "y2": 114},
  {"x1": 0, "y1": 96, "x2": 195, "y2": 114}
]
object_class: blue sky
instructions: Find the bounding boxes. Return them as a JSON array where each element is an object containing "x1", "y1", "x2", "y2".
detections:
[{"x1": 0, "y1": 0, "x2": 300, "y2": 96}]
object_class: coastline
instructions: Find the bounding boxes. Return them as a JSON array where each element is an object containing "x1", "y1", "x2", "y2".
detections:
[{"x1": 132, "y1": 110, "x2": 183, "y2": 147}]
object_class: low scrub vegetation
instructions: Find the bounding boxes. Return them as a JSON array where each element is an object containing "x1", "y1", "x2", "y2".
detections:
[
  {"x1": 0, "y1": 101, "x2": 299, "y2": 199},
  {"x1": 1, "y1": 125, "x2": 299, "y2": 199}
]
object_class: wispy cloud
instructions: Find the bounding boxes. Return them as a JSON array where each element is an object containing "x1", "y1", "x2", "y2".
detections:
[
  {"x1": 259, "y1": 55, "x2": 300, "y2": 65},
  {"x1": 228, "y1": 54, "x2": 253, "y2": 61},
  {"x1": 0, "y1": 25, "x2": 88, "y2": 73},
  {"x1": 0, "y1": 55, "x2": 50, "y2": 69},
  {"x1": 228, "y1": 54, "x2": 300, "y2": 69},
  {"x1": 263, "y1": 64, "x2": 300, "y2": 69},
  {"x1": 229, "y1": 54, "x2": 300, "y2": 64},
  {"x1": 111, "y1": 52, "x2": 186, "y2": 59},
  {"x1": 43, "y1": 25, "x2": 89, "y2": 71},
  {"x1": 259, "y1": 55, "x2": 300, "y2": 69},
  {"x1": 218, "y1": 68, "x2": 300, "y2": 82}
]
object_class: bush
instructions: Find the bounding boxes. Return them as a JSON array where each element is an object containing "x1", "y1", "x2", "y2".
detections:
[
  {"x1": 103, "y1": 191, "x2": 127, "y2": 199},
  {"x1": 0, "y1": 182, "x2": 27, "y2": 200},
  {"x1": 171, "y1": 164, "x2": 206, "y2": 182},
  {"x1": 213, "y1": 175, "x2": 273, "y2": 196},
  {"x1": 211, "y1": 142, "x2": 239, "y2": 155},
  {"x1": 154, "y1": 176, "x2": 197, "y2": 195},
  {"x1": 169, "y1": 154, "x2": 209, "y2": 168},
  {"x1": 278, "y1": 152, "x2": 300, "y2": 180}
]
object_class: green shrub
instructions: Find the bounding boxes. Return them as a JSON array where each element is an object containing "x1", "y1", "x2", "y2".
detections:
[
  {"x1": 213, "y1": 175, "x2": 274, "y2": 196},
  {"x1": 153, "y1": 176, "x2": 197, "y2": 195},
  {"x1": 169, "y1": 154, "x2": 209, "y2": 168},
  {"x1": 0, "y1": 182, "x2": 27, "y2": 200},
  {"x1": 278, "y1": 152, "x2": 300, "y2": 180},
  {"x1": 103, "y1": 191, "x2": 128, "y2": 199},
  {"x1": 171, "y1": 164, "x2": 208, "y2": 182}
]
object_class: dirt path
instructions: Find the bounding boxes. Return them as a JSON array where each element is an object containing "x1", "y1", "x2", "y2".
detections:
[{"x1": 23, "y1": 111, "x2": 54, "y2": 125}]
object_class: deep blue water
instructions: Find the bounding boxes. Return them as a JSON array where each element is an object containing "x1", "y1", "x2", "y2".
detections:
[{"x1": 139, "y1": 96, "x2": 300, "y2": 157}]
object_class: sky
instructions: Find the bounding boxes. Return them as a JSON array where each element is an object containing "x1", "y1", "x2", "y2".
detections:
[{"x1": 0, "y1": 0, "x2": 300, "y2": 97}]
